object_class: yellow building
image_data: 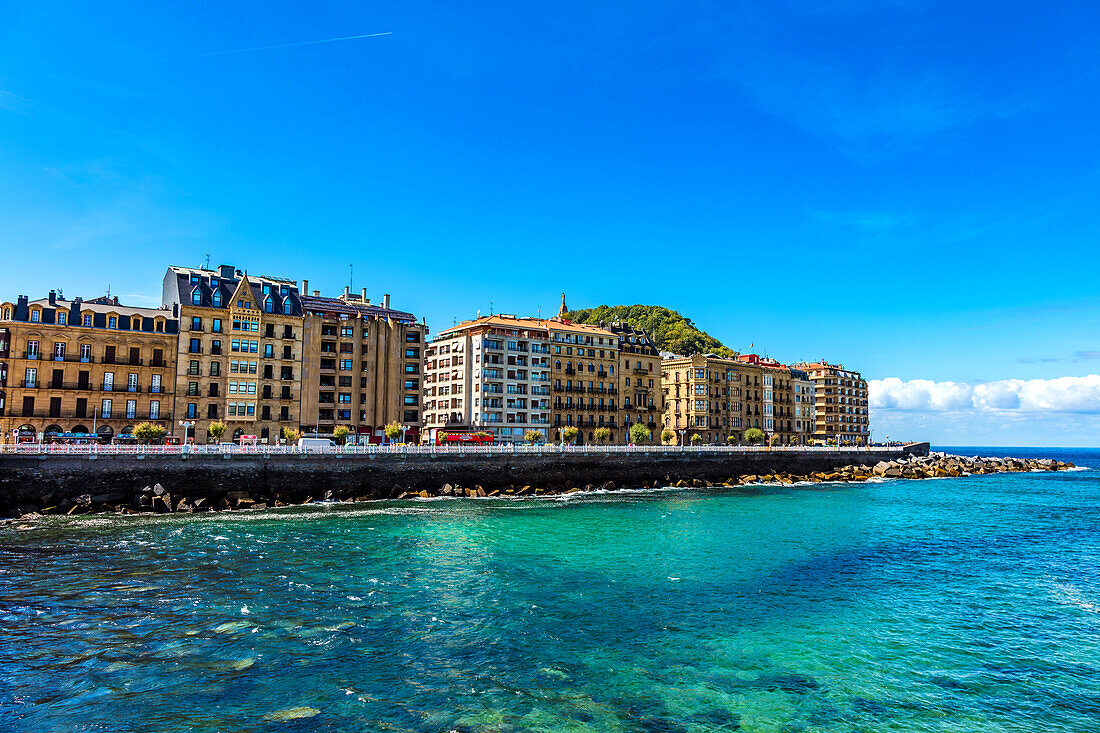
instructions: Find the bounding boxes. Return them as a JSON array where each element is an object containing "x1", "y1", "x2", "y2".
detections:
[
  {"x1": 548, "y1": 298, "x2": 620, "y2": 442},
  {"x1": 300, "y1": 286, "x2": 426, "y2": 443},
  {"x1": 661, "y1": 353, "x2": 761, "y2": 444},
  {"x1": 162, "y1": 265, "x2": 304, "y2": 443},
  {"x1": 608, "y1": 322, "x2": 663, "y2": 442},
  {"x1": 0, "y1": 292, "x2": 179, "y2": 443}
]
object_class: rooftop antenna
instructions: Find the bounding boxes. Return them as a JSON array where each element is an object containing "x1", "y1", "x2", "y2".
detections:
[
  {"x1": 57, "y1": 288, "x2": 64, "y2": 300},
  {"x1": 106, "y1": 283, "x2": 111, "y2": 298},
  {"x1": 490, "y1": 301, "x2": 494, "y2": 316},
  {"x1": 349, "y1": 264, "x2": 353, "y2": 293}
]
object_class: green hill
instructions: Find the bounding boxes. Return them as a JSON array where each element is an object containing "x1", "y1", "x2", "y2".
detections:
[{"x1": 564, "y1": 304, "x2": 737, "y2": 358}]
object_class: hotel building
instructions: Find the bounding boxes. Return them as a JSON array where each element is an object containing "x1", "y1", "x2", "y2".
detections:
[
  {"x1": 300, "y1": 287, "x2": 425, "y2": 443},
  {"x1": 609, "y1": 321, "x2": 662, "y2": 441},
  {"x1": 162, "y1": 265, "x2": 304, "y2": 443},
  {"x1": 0, "y1": 292, "x2": 179, "y2": 443},
  {"x1": 548, "y1": 299, "x2": 621, "y2": 443},
  {"x1": 661, "y1": 353, "x2": 763, "y2": 444},
  {"x1": 790, "y1": 367, "x2": 816, "y2": 444},
  {"x1": 422, "y1": 315, "x2": 551, "y2": 443},
  {"x1": 792, "y1": 361, "x2": 870, "y2": 444}
]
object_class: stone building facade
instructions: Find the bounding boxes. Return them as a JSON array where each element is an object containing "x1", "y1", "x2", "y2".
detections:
[
  {"x1": 0, "y1": 292, "x2": 179, "y2": 443},
  {"x1": 661, "y1": 354, "x2": 764, "y2": 444},
  {"x1": 300, "y1": 287, "x2": 425, "y2": 443},
  {"x1": 608, "y1": 322, "x2": 662, "y2": 442},
  {"x1": 162, "y1": 265, "x2": 304, "y2": 443}
]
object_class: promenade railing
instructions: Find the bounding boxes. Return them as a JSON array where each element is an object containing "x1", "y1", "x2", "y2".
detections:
[{"x1": 0, "y1": 443, "x2": 910, "y2": 457}]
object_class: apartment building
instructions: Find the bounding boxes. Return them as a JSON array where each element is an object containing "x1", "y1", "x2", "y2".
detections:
[
  {"x1": 608, "y1": 321, "x2": 662, "y2": 442},
  {"x1": 792, "y1": 361, "x2": 870, "y2": 444},
  {"x1": 162, "y1": 265, "x2": 304, "y2": 443},
  {"x1": 661, "y1": 353, "x2": 764, "y2": 444},
  {"x1": 300, "y1": 286, "x2": 425, "y2": 443},
  {"x1": 736, "y1": 354, "x2": 801, "y2": 445},
  {"x1": 422, "y1": 315, "x2": 551, "y2": 443},
  {"x1": 790, "y1": 367, "x2": 816, "y2": 445},
  {"x1": 0, "y1": 292, "x2": 178, "y2": 443},
  {"x1": 548, "y1": 317, "x2": 620, "y2": 443}
]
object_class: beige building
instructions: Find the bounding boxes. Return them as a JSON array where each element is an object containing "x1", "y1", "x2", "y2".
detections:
[
  {"x1": 548, "y1": 299, "x2": 620, "y2": 443},
  {"x1": 162, "y1": 265, "x2": 304, "y2": 443},
  {"x1": 608, "y1": 322, "x2": 662, "y2": 441},
  {"x1": 423, "y1": 314, "x2": 550, "y2": 443},
  {"x1": 300, "y1": 287, "x2": 426, "y2": 443},
  {"x1": 0, "y1": 292, "x2": 179, "y2": 443},
  {"x1": 662, "y1": 353, "x2": 763, "y2": 444},
  {"x1": 792, "y1": 361, "x2": 870, "y2": 444}
]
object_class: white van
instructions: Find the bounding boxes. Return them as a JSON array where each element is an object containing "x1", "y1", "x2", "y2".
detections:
[{"x1": 297, "y1": 437, "x2": 336, "y2": 451}]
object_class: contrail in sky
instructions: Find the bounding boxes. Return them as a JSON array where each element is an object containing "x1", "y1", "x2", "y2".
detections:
[{"x1": 195, "y1": 31, "x2": 392, "y2": 58}]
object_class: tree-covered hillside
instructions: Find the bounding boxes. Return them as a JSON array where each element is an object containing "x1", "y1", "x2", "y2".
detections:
[{"x1": 564, "y1": 305, "x2": 737, "y2": 358}]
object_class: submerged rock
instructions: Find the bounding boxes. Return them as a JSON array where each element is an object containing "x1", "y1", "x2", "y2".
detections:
[{"x1": 261, "y1": 706, "x2": 320, "y2": 722}]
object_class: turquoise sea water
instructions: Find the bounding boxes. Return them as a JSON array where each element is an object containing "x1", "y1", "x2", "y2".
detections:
[{"x1": 1, "y1": 447, "x2": 1099, "y2": 732}]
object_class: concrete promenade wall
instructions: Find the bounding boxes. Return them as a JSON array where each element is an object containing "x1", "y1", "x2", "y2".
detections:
[{"x1": 0, "y1": 444, "x2": 929, "y2": 511}]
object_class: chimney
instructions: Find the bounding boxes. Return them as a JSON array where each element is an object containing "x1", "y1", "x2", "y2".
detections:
[
  {"x1": 218, "y1": 264, "x2": 235, "y2": 279},
  {"x1": 15, "y1": 295, "x2": 29, "y2": 321},
  {"x1": 70, "y1": 298, "x2": 81, "y2": 324},
  {"x1": 361, "y1": 288, "x2": 367, "y2": 301},
  {"x1": 302, "y1": 279, "x2": 309, "y2": 295},
  {"x1": 383, "y1": 293, "x2": 390, "y2": 310},
  {"x1": 48, "y1": 290, "x2": 56, "y2": 305},
  {"x1": 343, "y1": 286, "x2": 350, "y2": 299},
  {"x1": 313, "y1": 290, "x2": 320, "y2": 297}
]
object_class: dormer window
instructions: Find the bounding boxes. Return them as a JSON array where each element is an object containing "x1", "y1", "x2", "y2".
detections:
[
  {"x1": 30, "y1": 310, "x2": 40, "y2": 322},
  {"x1": 283, "y1": 301, "x2": 292, "y2": 315},
  {"x1": 108, "y1": 316, "x2": 117, "y2": 329},
  {"x1": 192, "y1": 290, "x2": 203, "y2": 306},
  {"x1": 190, "y1": 274, "x2": 200, "y2": 284},
  {"x1": 212, "y1": 291, "x2": 222, "y2": 307},
  {"x1": 83, "y1": 313, "x2": 92, "y2": 326},
  {"x1": 58, "y1": 313, "x2": 66, "y2": 325},
  {"x1": 264, "y1": 297, "x2": 274, "y2": 313}
]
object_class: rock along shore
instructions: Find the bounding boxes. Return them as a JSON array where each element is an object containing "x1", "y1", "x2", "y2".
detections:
[{"x1": 3, "y1": 450, "x2": 1073, "y2": 521}]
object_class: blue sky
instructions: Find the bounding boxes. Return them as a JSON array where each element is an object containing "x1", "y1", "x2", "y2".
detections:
[{"x1": 3, "y1": 1, "x2": 1099, "y2": 445}]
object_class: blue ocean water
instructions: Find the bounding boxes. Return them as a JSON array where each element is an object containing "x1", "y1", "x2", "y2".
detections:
[{"x1": 1, "y1": 447, "x2": 1098, "y2": 732}]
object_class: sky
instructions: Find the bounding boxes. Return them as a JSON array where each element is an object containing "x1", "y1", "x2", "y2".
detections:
[{"x1": 2, "y1": 1, "x2": 1100, "y2": 445}]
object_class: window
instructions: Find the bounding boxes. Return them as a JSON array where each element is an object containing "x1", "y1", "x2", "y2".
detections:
[
  {"x1": 212, "y1": 291, "x2": 222, "y2": 307},
  {"x1": 128, "y1": 373, "x2": 138, "y2": 392},
  {"x1": 152, "y1": 374, "x2": 161, "y2": 393},
  {"x1": 57, "y1": 312, "x2": 66, "y2": 325},
  {"x1": 339, "y1": 359, "x2": 352, "y2": 370},
  {"x1": 103, "y1": 372, "x2": 114, "y2": 390},
  {"x1": 192, "y1": 290, "x2": 203, "y2": 305},
  {"x1": 189, "y1": 338, "x2": 201, "y2": 354},
  {"x1": 264, "y1": 297, "x2": 274, "y2": 313},
  {"x1": 264, "y1": 343, "x2": 274, "y2": 358},
  {"x1": 101, "y1": 399, "x2": 112, "y2": 418},
  {"x1": 210, "y1": 361, "x2": 221, "y2": 376},
  {"x1": 150, "y1": 400, "x2": 160, "y2": 420},
  {"x1": 338, "y1": 393, "x2": 352, "y2": 403},
  {"x1": 30, "y1": 310, "x2": 40, "y2": 322},
  {"x1": 191, "y1": 316, "x2": 202, "y2": 331},
  {"x1": 83, "y1": 314, "x2": 92, "y2": 327},
  {"x1": 212, "y1": 318, "x2": 222, "y2": 333},
  {"x1": 108, "y1": 316, "x2": 117, "y2": 329},
  {"x1": 126, "y1": 400, "x2": 137, "y2": 419},
  {"x1": 53, "y1": 342, "x2": 65, "y2": 360},
  {"x1": 79, "y1": 344, "x2": 91, "y2": 362},
  {"x1": 27, "y1": 340, "x2": 39, "y2": 358},
  {"x1": 186, "y1": 403, "x2": 197, "y2": 419},
  {"x1": 188, "y1": 360, "x2": 200, "y2": 376}
]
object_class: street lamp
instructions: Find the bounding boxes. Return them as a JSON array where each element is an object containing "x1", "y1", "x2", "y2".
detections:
[{"x1": 178, "y1": 420, "x2": 196, "y2": 445}]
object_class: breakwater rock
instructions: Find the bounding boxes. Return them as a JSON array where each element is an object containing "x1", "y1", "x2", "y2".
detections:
[{"x1": 8, "y1": 444, "x2": 1071, "y2": 521}]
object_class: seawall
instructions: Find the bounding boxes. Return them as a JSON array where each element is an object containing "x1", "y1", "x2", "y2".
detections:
[{"x1": 0, "y1": 444, "x2": 929, "y2": 515}]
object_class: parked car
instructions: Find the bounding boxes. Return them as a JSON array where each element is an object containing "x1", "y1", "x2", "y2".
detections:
[{"x1": 297, "y1": 437, "x2": 335, "y2": 450}]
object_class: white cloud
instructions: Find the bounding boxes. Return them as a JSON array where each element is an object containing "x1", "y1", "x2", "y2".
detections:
[{"x1": 870, "y1": 375, "x2": 1100, "y2": 414}]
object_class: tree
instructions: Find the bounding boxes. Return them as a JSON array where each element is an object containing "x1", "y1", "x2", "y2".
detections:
[
  {"x1": 690, "y1": 433, "x2": 703, "y2": 445},
  {"x1": 524, "y1": 429, "x2": 542, "y2": 445},
  {"x1": 726, "y1": 435, "x2": 738, "y2": 445},
  {"x1": 436, "y1": 430, "x2": 450, "y2": 445},
  {"x1": 133, "y1": 422, "x2": 166, "y2": 444},
  {"x1": 384, "y1": 422, "x2": 403, "y2": 442},
  {"x1": 561, "y1": 426, "x2": 580, "y2": 444},
  {"x1": 282, "y1": 427, "x2": 301, "y2": 443},
  {"x1": 333, "y1": 425, "x2": 350, "y2": 445},
  {"x1": 661, "y1": 429, "x2": 676, "y2": 445},
  {"x1": 593, "y1": 427, "x2": 611, "y2": 443},
  {"x1": 564, "y1": 304, "x2": 736, "y2": 358},
  {"x1": 744, "y1": 428, "x2": 765, "y2": 445},
  {"x1": 628, "y1": 423, "x2": 650, "y2": 445},
  {"x1": 208, "y1": 421, "x2": 227, "y2": 442}
]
